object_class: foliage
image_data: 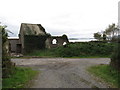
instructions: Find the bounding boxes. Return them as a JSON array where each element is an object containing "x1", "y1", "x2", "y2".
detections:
[
  {"x1": 87, "y1": 65, "x2": 120, "y2": 88},
  {"x1": 104, "y1": 23, "x2": 118, "y2": 40},
  {"x1": 103, "y1": 33, "x2": 107, "y2": 41},
  {"x1": 0, "y1": 24, "x2": 14, "y2": 78},
  {"x1": 26, "y1": 49, "x2": 56, "y2": 57},
  {"x1": 24, "y1": 35, "x2": 48, "y2": 54},
  {"x1": 54, "y1": 42, "x2": 115, "y2": 57},
  {"x1": 27, "y1": 42, "x2": 115, "y2": 58},
  {"x1": 110, "y1": 42, "x2": 120, "y2": 71},
  {"x1": 94, "y1": 23, "x2": 119, "y2": 41},
  {"x1": 111, "y1": 35, "x2": 120, "y2": 42},
  {"x1": 94, "y1": 32, "x2": 102, "y2": 41},
  {"x1": 2, "y1": 67, "x2": 38, "y2": 88}
]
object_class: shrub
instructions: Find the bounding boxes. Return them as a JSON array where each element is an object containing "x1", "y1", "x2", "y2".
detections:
[
  {"x1": 1, "y1": 27, "x2": 14, "y2": 78},
  {"x1": 53, "y1": 42, "x2": 115, "y2": 57},
  {"x1": 110, "y1": 43, "x2": 120, "y2": 71},
  {"x1": 27, "y1": 42, "x2": 115, "y2": 58}
]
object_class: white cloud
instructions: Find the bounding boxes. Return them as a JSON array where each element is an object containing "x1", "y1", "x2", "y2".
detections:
[
  {"x1": 0, "y1": 0, "x2": 119, "y2": 38},
  {"x1": 119, "y1": 1, "x2": 120, "y2": 28}
]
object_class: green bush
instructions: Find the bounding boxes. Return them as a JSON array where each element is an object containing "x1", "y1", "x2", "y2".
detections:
[
  {"x1": 54, "y1": 42, "x2": 115, "y2": 57},
  {"x1": 1, "y1": 27, "x2": 14, "y2": 78},
  {"x1": 110, "y1": 43, "x2": 120, "y2": 71},
  {"x1": 27, "y1": 42, "x2": 115, "y2": 58}
]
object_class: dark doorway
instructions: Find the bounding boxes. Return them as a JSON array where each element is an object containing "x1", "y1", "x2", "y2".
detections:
[{"x1": 16, "y1": 44, "x2": 22, "y2": 53}]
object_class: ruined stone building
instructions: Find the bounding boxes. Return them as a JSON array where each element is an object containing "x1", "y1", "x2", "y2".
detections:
[
  {"x1": 8, "y1": 23, "x2": 69, "y2": 54},
  {"x1": 8, "y1": 37, "x2": 19, "y2": 53},
  {"x1": 46, "y1": 36, "x2": 69, "y2": 49}
]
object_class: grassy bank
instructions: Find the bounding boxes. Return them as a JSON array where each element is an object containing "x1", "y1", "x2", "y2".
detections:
[
  {"x1": 87, "y1": 65, "x2": 120, "y2": 88},
  {"x1": 2, "y1": 67, "x2": 38, "y2": 88}
]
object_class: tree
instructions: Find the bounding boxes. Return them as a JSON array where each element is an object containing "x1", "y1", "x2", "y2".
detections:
[
  {"x1": 103, "y1": 33, "x2": 107, "y2": 41},
  {"x1": 104, "y1": 23, "x2": 117, "y2": 41},
  {"x1": 110, "y1": 42, "x2": 120, "y2": 71},
  {"x1": 94, "y1": 32, "x2": 102, "y2": 41},
  {"x1": 0, "y1": 24, "x2": 14, "y2": 78}
]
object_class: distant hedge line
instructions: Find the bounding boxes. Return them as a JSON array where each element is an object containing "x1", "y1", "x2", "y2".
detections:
[{"x1": 52, "y1": 42, "x2": 116, "y2": 57}]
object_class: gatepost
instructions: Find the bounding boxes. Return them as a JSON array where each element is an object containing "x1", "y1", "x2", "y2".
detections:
[{"x1": 0, "y1": 26, "x2": 2, "y2": 90}]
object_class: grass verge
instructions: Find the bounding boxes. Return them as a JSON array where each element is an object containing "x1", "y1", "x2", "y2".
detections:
[
  {"x1": 25, "y1": 49, "x2": 56, "y2": 57},
  {"x1": 23, "y1": 49, "x2": 110, "y2": 58},
  {"x1": 2, "y1": 67, "x2": 38, "y2": 88},
  {"x1": 87, "y1": 65, "x2": 120, "y2": 88}
]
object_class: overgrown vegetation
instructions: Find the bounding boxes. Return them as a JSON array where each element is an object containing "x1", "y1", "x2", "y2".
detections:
[
  {"x1": 1, "y1": 25, "x2": 14, "y2": 78},
  {"x1": 94, "y1": 23, "x2": 119, "y2": 41},
  {"x1": 54, "y1": 42, "x2": 115, "y2": 57},
  {"x1": 24, "y1": 35, "x2": 49, "y2": 54},
  {"x1": 2, "y1": 67, "x2": 38, "y2": 88},
  {"x1": 1, "y1": 23, "x2": 38, "y2": 89},
  {"x1": 110, "y1": 39, "x2": 120, "y2": 71},
  {"x1": 27, "y1": 42, "x2": 115, "y2": 58},
  {"x1": 87, "y1": 65, "x2": 120, "y2": 88}
]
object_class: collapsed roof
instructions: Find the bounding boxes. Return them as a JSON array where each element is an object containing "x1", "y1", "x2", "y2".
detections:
[{"x1": 19, "y1": 23, "x2": 47, "y2": 35}]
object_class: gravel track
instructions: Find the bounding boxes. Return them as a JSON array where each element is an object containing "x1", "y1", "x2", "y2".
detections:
[{"x1": 12, "y1": 58, "x2": 111, "y2": 88}]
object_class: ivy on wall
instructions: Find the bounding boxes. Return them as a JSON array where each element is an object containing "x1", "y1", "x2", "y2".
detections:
[
  {"x1": 24, "y1": 35, "x2": 48, "y2": 54},
  {"x1": 61, "y1": 34, "x2": 69, "y2": 41}
]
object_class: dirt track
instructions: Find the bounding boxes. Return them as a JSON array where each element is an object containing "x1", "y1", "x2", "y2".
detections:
[{"x1": 12, "y1": 58, "x2": 111, "y2": 88}]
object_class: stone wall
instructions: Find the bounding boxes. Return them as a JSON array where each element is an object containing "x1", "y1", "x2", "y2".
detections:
[
  {"x1": 19, "y1": 23, "x2": 47, "y2": 54},
  {"x1": 8, "y1": 38, "x2": 19, "y2": 53},
  {"x1": 46, "y1": 36, "x2": 69, "y2": 49},
  {"x1": 9, "y1": 23, "x2": 69, "y2": 54}
]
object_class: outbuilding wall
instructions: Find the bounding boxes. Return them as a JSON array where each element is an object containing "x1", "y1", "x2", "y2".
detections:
[
  {"x1": 45, "y1": 37, "x2": 69, "y2": 49},
  {"x1": 8, "y1": 39, "x2": 19, "y2": 53}
]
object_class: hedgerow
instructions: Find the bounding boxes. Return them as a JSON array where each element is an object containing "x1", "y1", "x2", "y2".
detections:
[{"x1": 53, "y1": 42, "x2": 115, "y2": 57}]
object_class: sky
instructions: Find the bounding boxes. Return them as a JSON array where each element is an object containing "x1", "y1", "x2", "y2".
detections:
[
  {"x1": 118, "y1": 1, "x2": 120, "y2": 29},
  {"x1": 0, "y1": 0, "x2": 120, "y2": 38}
]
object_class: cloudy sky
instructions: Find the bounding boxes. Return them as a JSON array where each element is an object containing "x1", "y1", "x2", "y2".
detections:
[{"x1": 0, "y1": 0, "x2": 119, "y2": 38}]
